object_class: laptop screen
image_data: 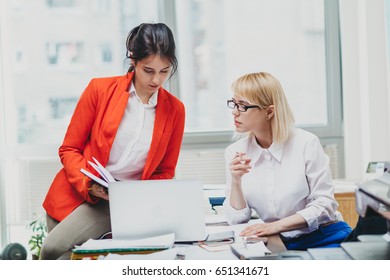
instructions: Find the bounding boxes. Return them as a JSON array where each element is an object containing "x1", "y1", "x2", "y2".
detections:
[{"x1": 108, "y1": 179, "x2": 207, "y2": 242}]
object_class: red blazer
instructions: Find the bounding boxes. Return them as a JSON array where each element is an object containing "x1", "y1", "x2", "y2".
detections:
[{"x1": 43, "y1": 73, "x2": 185, "y2": 221}]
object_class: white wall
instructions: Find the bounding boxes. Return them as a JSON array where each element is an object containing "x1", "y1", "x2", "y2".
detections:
[{"x1": 340, "y1": 0, "x2": 390, "y2": 181}]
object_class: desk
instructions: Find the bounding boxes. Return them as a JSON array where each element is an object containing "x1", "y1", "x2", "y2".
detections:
[
  {"x1": 201, "y1": 201, "x2": 286, "y2": 259},
  {"x1": 334, "y1": 180, "x2": 359, "y2": 227},
  {"x1": 94, "y1": 217, "x2": 286, "y2": 260},
  {"x1": 265, "y1": 234, "x2": 287, "y2": 253},
  {"x1": 335, "y1": 192, "x2": 358, "y2": 227}
]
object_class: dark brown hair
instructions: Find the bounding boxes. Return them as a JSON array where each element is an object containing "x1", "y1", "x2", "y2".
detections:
[{"x1": 126, "y1": 23, "x2": 178, "y2": 78}]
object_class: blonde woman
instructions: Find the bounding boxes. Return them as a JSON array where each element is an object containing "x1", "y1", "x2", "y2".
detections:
[{"x1": 223, "y1": 72, "x2": 351, "y2": 250}]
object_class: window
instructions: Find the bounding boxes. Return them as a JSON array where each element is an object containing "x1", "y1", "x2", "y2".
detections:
[
  {"x1": 176, "y1": 0, "x2": 331, "y2": 132},
  {"x1": 46, "y1": 0, "x2": 77, "y2": 8},
  {"x1": 46, "y1": 42, "x2": 85, "y2": 67},
  {"x1": 174, "y1": 0, "x2": 343, "y2": 181}
]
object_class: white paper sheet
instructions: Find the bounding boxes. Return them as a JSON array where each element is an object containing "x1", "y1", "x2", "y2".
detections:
[{"x1": 73, "y1": 233, "x2": 175, "y2": 251}]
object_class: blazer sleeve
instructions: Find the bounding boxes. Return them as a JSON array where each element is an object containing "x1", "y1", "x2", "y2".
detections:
[
  {"x1": 58, "y1": 79, "x2": 100, "y2": 203},
  {"x1": 149, "y1": 101, "x2": 185, "y2": 179}
]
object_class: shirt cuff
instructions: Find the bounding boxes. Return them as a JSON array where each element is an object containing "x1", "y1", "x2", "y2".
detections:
[
  {"x1": 223, "y1": 198, "x2": 252, "y2": 225},
  {"x1": 296, "y1": 208, "x2": 319, "y2": 231}
]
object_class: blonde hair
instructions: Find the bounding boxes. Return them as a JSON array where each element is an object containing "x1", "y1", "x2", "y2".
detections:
[{"x1": 231, "y1": 72, "x2": 295, "y2": 143}]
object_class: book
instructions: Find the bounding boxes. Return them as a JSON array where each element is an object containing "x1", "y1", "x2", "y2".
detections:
[
  {"x1": 71, "y1": 233, "x2": 175, "y2": 260},
  {"x1": 196, "y1": 230, "x2": 235, "y2": 252},
  {"x1": 204, "y1": 230, "x2": 235, "y2": 243},
  {"x1": 80, "y1": 157, "x2": 115, "y2": 188}
]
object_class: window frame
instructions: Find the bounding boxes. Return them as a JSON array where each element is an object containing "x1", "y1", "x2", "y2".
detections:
[{"x1": 0, "y1": 54, "x2": 6, "y2": 247}]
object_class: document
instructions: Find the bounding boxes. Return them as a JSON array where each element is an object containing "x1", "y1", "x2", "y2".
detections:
[
  {"x1": 71, "y1": 233, "x2": 175, "y2": 259},
  {"x1": 74, "y1": 233, "x2": 175, "y2": 252},
  {"x1": 80, "y1": 157, "x2": 115, "y2": 188}
]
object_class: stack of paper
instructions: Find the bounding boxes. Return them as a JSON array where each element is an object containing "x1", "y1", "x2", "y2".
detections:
[{"x1": 71, "y1": 233, "x2": 175, "y2": 260}]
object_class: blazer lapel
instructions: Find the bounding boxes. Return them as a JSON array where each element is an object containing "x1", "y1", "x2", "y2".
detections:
[
  {"x1": 100, "y1": 74, "x2": 133, "y2": 164},
  {"x1": 143, "y1": 89, "x2": 170, "y2": 178}
]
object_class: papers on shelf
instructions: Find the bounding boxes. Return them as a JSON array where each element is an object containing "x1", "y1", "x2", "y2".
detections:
[{"x1": 80, "y1": 157, "x2": 116, "y2": 188}]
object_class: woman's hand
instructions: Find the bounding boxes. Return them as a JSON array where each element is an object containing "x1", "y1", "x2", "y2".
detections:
[
  {"x1": 228, "y1": 152, "x2": 251, "y2": 210},
  {"x1": 88, "y1": 182, "x2": 109, "y2": 200},
  {"x1": 240, "y1": 222, "x2": 282, "y2": 237},
  {"x1": 230, "y1": 152, "x2": 251, "y2": 181},
  {"x1": 240, "y1": 214, "x2": 307, "y2": 237}
]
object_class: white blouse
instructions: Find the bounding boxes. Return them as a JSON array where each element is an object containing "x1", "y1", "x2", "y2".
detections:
[
  {"x1": 106, "y1": 83, "x2": 157, "y2": 181},
  {"x1": 223, "y1": 128, "x2": 343, "y2": 239}
]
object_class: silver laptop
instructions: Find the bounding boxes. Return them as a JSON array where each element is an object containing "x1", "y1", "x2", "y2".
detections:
[{"x1": 108, "y1": 179, "x2": 207, "y2": 242}]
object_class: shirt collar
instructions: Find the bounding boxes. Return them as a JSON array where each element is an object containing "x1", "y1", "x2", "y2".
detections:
[
  {"x1": 268, "y1": 141, "x2": 284, "y2": 162},
  {"x1": 129, "y1": 82, "x2": 158, "y2": 107},
  {"x1": 248, "y1": 134, "x2": 285, "y2": 163}
]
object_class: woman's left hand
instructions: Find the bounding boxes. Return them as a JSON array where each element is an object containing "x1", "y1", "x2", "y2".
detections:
[
  {"x1": 88, "y1": 182, "x2": 109, "y2": 200},
  {"x1": 240, "y1": 222, "x2": 282, "y2": 237}
]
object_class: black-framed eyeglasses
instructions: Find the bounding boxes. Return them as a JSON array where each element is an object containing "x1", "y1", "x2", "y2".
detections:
[{"x1": 227, "y1": 99, "x2": 260, "y2": 112}]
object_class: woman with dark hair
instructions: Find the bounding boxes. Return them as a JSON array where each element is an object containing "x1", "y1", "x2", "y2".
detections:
[{"x1": 41, "y1": 23, "x2": 185, "y2": 259}]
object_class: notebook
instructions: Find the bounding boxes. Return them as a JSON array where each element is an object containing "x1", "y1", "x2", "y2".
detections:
[{"x1": 108, "y1": 179, "x2": 207, "y2": 242}]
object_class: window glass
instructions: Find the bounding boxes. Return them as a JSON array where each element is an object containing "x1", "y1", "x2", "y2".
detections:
[
  {"x1": 3, "y1": 0, "x2": 159, "y2": 145},
  {"x1": 175, "y1": 0, "x2": 327, "y2": 132},
  {"x1": 5, "y1": 0, "x2": 328, "y2": 144}
]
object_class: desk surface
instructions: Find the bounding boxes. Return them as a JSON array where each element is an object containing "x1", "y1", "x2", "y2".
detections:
[
  {"x1": 97, "y1": 220, "x2": 286, "y2": 260},
  {"x1": 264, "y1": 234, "x2": 287, "y2": 253}
]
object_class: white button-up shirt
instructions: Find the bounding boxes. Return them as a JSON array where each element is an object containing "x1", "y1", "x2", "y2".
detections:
[
  {"x1": 106, "y1": 83, "x2": 157, "y2": 180},
  {"x1": 223, "y1": 128, "x2": 342, "y2": 239}
]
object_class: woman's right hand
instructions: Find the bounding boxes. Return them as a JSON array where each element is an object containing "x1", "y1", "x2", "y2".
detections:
[
  {"x1": 88, "y1": 182, "x2": 109, "y2": 200},
  {"x1": 230, "y1": 152, "x2": 251, "y2": 181},
  {"x1": 228, "y1": 152, "x2": 251, "y2": 210}
]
